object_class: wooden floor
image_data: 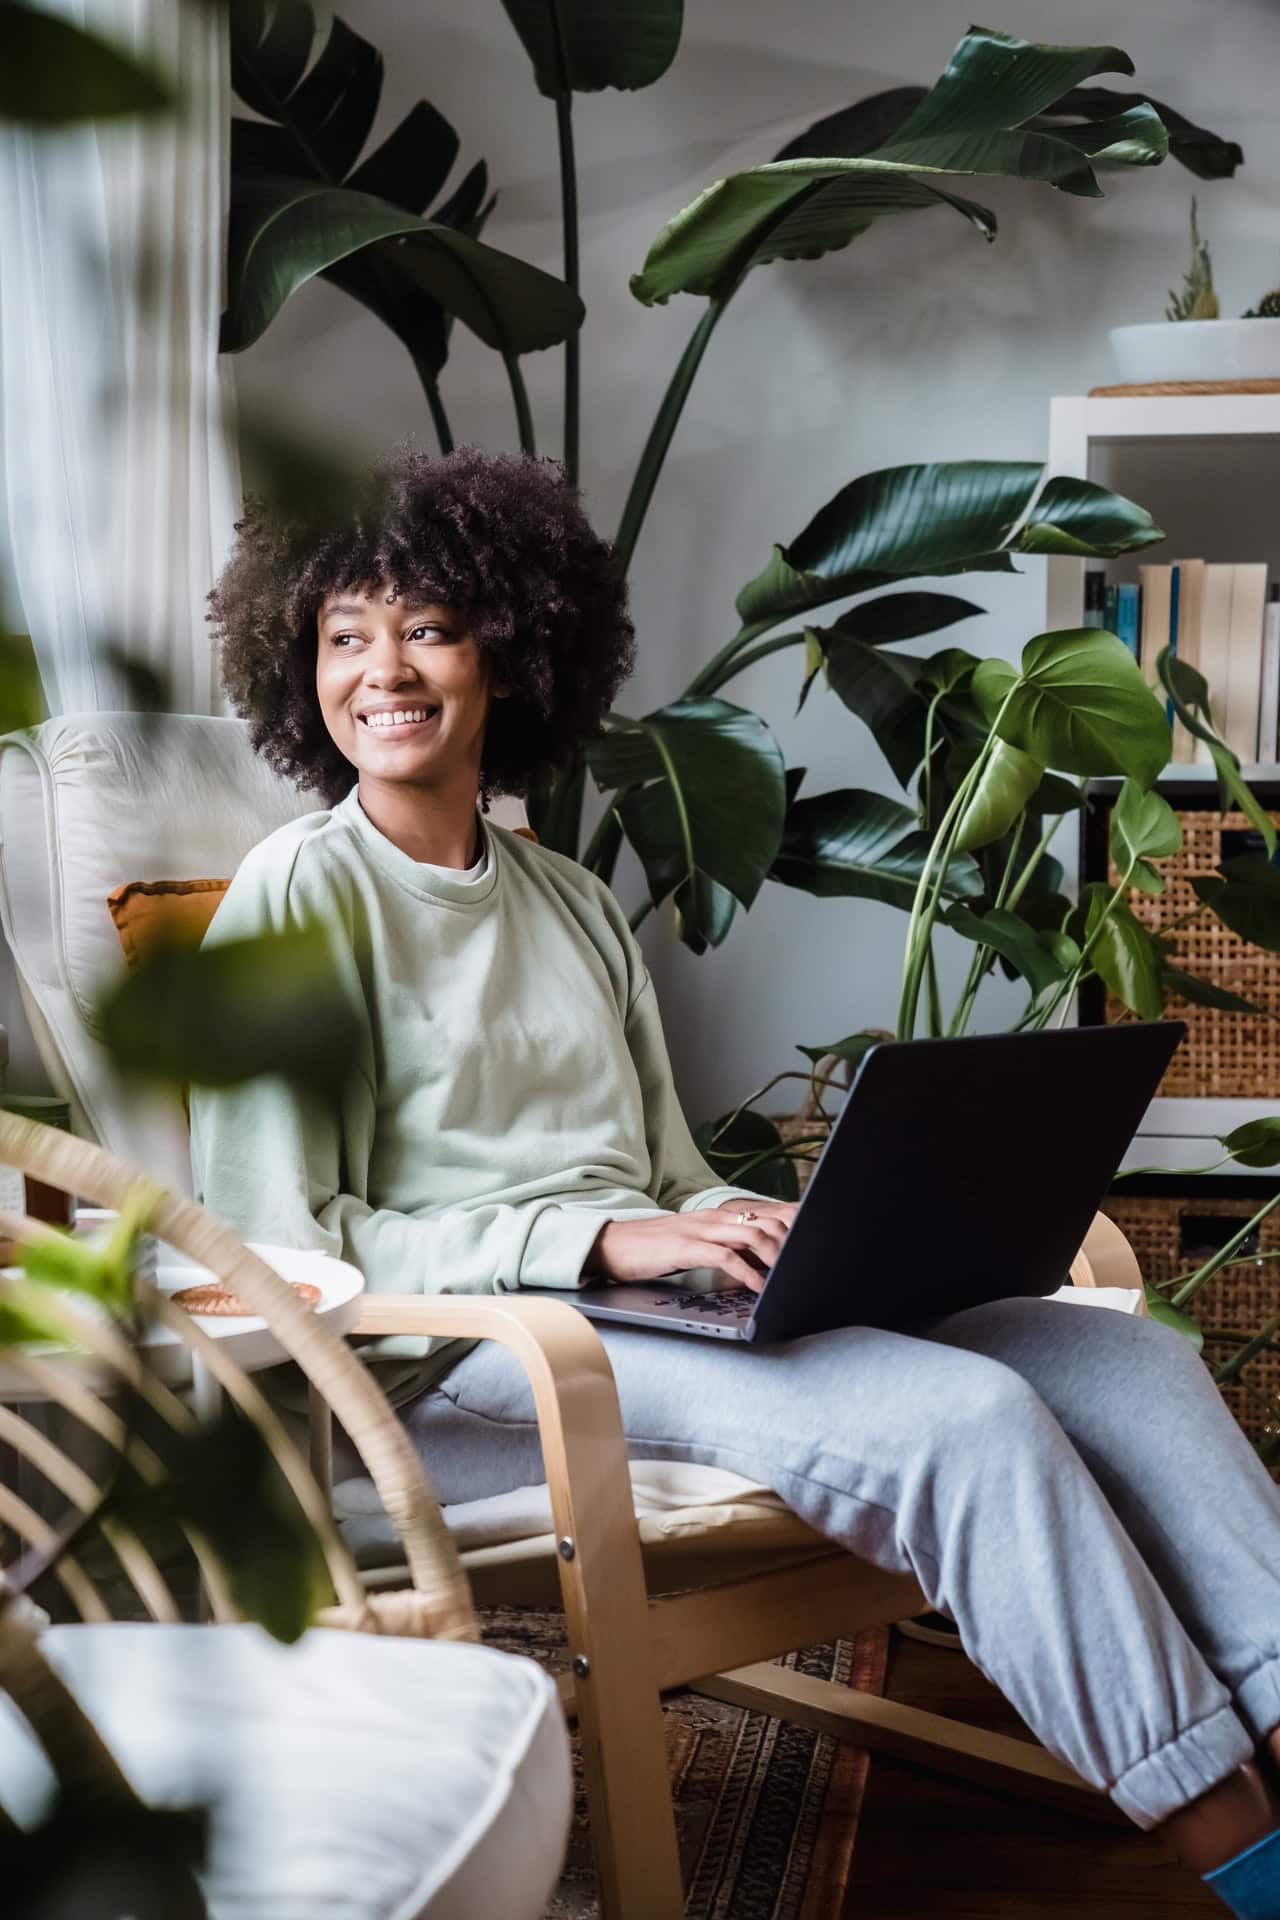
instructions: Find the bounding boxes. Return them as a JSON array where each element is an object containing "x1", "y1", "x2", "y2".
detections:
[{"x1": 843, "y1": 1633, "x2": 1224, "y2": 1919}]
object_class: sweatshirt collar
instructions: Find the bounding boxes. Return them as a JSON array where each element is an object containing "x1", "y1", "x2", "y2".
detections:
[{"x1": 334, "y1": 786, "x2": 500, "y2": 907}]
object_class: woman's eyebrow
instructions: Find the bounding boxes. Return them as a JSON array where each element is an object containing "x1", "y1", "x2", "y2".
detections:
[{"x1": 322, "y1": 602, "x2": 368, "y2": 621}]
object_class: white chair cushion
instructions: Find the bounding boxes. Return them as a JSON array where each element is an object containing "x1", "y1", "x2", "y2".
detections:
[
  {"x1": 0, "y1": 712, "x2": 316, "y2": 1189},
  {"x1": 0, "y1": 1624, "x2": 570, "y2": 1920}
]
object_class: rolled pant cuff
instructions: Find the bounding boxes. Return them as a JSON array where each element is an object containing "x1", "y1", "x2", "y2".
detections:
[
  {"x1": 1110, "y1": 1702, "x2": 1256, "y2": 1830},
  {"x1": 1236, "y1": 1657, "x2": 1280, "y2": 1745}
]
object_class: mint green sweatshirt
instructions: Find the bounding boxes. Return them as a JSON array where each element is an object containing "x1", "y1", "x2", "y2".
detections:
[{"x1": 188, "y1": 787, "x2": 758, "y2": 1391}]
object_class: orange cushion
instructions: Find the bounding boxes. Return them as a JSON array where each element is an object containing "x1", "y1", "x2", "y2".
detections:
[{"x1": 107, "y1": 877, "x2": 230, "y2": 972}]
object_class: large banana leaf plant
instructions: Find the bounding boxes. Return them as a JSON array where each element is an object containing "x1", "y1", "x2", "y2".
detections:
[{"x1": 219, "y1": 13, "x2": 1242, "y2": 957}]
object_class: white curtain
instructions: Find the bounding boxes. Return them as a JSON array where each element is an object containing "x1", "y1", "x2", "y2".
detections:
[{"x1": 0, "y1": 0, "x2": 239, "y2": 717}]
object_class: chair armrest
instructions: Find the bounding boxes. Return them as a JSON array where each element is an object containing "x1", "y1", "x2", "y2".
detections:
[
  {"x1": 1069, "y1": 1212, "x2": 1141, "y2": 1293},
  {"x1": 353, "y1": 1291, "x2": 680, "y2": 1890}
]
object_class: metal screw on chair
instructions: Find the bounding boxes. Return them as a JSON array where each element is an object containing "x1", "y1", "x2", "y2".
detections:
[
  {"x1": 557, "y1": 1537, "x2": 575, "y2": 1560},
  {"x1": 572, "y1": 1654, "x2": 590, "y2": 1678}
]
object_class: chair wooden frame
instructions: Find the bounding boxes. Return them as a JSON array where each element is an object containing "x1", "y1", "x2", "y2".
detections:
[
  {"x1": 0, "y1": 1105, "x2": 1141, "y2": 1919},
  {"x1": 352, "y1": 1213, "x2": 1141, "y2": 1918}
]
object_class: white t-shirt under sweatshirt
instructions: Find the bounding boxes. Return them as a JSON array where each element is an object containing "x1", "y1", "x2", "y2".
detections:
[{"x1": 189, "y1": 785, "x2": 760, "y2": 1392}]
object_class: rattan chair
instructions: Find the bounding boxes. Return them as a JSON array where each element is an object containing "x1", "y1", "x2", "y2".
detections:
[{"x1": 0, "y1": 1112, "x2": 572, "y2": 1920}]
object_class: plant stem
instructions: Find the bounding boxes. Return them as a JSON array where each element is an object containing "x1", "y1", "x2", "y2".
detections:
[
  {"x1": 897, "y1": 708, "x2": 1012, "y2": 1042},
  {"x1": 615, "y1": 299, "x2": 727, "y2": 575},
  {"x1": 1005, "y1": 810, "x2": 1068, "y2": 914},
  {"x1": 504, "y1": 352, "x2": 537, "y2": 456},
  {"x1": 412, "y1": 357, "x2": 455, "y2": 453},
  {"x1": 1172, "y1": 1190, "x2": 1280, "y2": 1309},
  {"x1": 554, "y1": 92, "x2": 581, "y2": 482},
  {"x1": 709, "y1": 1069, "x2": 848, "y2": 1145},
  {"x1": 1033, "y1": 868, "x2": 1133, "y2": 1031},
  {"x1": 1213, "y1": 1302, "x2": 1280, "y2": 1384},
  {"x1": 696, "y1": 629, "x2": 807, "y2": 697},
  {"x1": 925, "y1": 943, "x2": 944, "y2": 1038},
  {"x1": 948, "y1": 816, "x2": 1027, "y2": 1037}
]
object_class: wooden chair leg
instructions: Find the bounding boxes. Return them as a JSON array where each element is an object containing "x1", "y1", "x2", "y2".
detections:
[
  {"x1": 354, "y1": 1295, "x2": 685, "y2": 1919},
  {"x1": 692, "y1": 1665, "x2": 1126, "y2": 1824}
]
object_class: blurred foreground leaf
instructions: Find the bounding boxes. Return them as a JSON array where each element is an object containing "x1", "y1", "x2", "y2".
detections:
[
  {"x1": 105, "y1": 1402, "x2": 330, "y2": 1643},
  {"x1": 97, "y1": 926, "x2": 362, "y2": 1093},
  {"x1": 693, "y1": 1109, "x2": 799, "y2": 1201},
  {"x1": 0, "y1": 3, "x2": 175, "y2": 125},
  {"x1": 0, "y1": 1792, "x2": 207, "y2": 1919}
]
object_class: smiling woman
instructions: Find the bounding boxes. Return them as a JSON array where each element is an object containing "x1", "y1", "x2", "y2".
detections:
[{"x1": 208, "y1": 444, "x2": 635, "y2": 823}]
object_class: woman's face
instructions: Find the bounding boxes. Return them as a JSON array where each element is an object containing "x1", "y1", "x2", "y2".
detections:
[{"x1": 315, "y1": 586, "x2": 503, "y2": 791}]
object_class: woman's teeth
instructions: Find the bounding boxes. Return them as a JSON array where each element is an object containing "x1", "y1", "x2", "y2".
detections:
[{"x1": 362, "y1": 708, "x2": 436, "y2": 729}]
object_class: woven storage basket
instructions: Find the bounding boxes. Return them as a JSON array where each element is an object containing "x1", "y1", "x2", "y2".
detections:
[
  {"x1": 1093, "y1": 798, "x2": 1280, "y2": 1098},
  {"x1": 1104, "y1": 1192, "x2": 1280, "y2": 1468}
]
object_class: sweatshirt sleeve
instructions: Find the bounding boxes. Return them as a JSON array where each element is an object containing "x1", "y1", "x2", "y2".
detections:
[
  {"x1": 188, "y1": 842, "x2": 608, "y2": 1297},
  {"x1": 624, "y1": 967, "x2": 772, "y2": 1214}
]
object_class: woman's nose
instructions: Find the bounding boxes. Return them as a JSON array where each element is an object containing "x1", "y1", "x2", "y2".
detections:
[{"x1": 363, "y1": 637, "x2": 418, "y2": 686}]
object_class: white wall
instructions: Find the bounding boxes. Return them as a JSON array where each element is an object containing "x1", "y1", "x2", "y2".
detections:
[{"x1": 235, "y1": 0, "x2": 1280, "y2": 1128}]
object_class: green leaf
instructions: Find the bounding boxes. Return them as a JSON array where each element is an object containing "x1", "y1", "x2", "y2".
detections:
[
  {"x1": 944, "y1": 903, "x2": 1067, "y2": 998},
  {"x1": 954, "y1": 739, "x2": 1044, "y2": 852},
  {"x1": 672, "y1": 872, "x2": 737, "y2": 955},
  {"x1": 1192, "y1": 856, "x2": 1280, "y2": 953},
  {"x1": 1110, "y1": 779, "x2": 1181, "y2": 897},
  {"x1": 870, "y1": 28, "x2": 1163, "y2": 193},
  {"x1": 0, "y1": 2, "x2": 175, "y2": 125},
  {"x1": 0, "y1": 630, "x2": 45, "y2": 734},
  {"x1": 775, "y1": 80, "x2": 1237, "y2": 183},
  {"x1": 974, "y1": 628, "x2": 1170, "y2": 785},
  {"x1": 1032, "y1": 772, "x2": 1084, "y2": 814},
  {"x1": 769, "y1": 788, "x2": 982, "y2": 908},
  {"x1": 822, "y1": 635, "x2": 930, "y2": 787},
  {"x1": 1220, "y1": 1117, "x2": 1280, "y2": 1168},
  {"x1": 1012, "y1": 475, "x2": 1164, "y2": 557},
  {"x1": 0, "y1": 1792, "x2": 208, "y2": 1919},
  {"x1": 221, "y1": 177, "x2": 582, "y2": 355},
  {"x1": 1046, "y1": 87, "x2": 1241, "y2": 181},
  {"x1": 1156, "y1": 650, "x2": 1277, "y2": 856},
  {"x1": 830, "y1": 591, "x2": 984, "y2": 645},
  {"x1": 630, "y1": 28, "x2": 1164, "y2": 306},
  {"x1": 499, "y1": 0, "x2": 683, "y2": 97},
  {"x1": 921, "y1": 648, "x2": 981, "y2": 696},
  {"x1": 1161, "y1": 966, "x2": 1269, "y2": 1015},
  {"x1": 796, "y1": 1032, "x2": 883, "y2": 1068},
  {"x1": 733, "y1": 465, "x2": 1160, "y2": 642},
  {"x1": 1143, "y1": 1286, "x2": 1204, "y2": 1348},
  {"x1": 585, "y1": 699, "x2": 787, "y2": 926},
  {"x1": 692, "y1": 1110, "x2": 798, "y2": 1202},
  {"x1": 630, "y1": 157, "x2": 997, "y2": 306},
  {"x1": 96, "y1": 924, "x2": 364, "y2": 1093},
  {"x1": 1083, "y1": 886, "x2": 1164, "y2": 1019}
]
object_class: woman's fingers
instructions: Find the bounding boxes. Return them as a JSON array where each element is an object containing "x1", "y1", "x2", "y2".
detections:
[
  {"x1": 688, "y1": 1242, "x2": 767, "y2": 1292},
  {"x1": 692, "y1": 1217, "x2": 786, "y2": 1263}
]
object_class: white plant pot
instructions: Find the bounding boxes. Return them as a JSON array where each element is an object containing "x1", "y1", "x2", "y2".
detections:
[{"x1": 1108, "y1": 317, "x2": 1280, "y2": 384}]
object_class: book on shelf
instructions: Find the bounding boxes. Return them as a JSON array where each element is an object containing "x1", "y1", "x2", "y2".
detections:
[{"x1": 1107, "y1": 559, "x2": 1278, "y2": 768}]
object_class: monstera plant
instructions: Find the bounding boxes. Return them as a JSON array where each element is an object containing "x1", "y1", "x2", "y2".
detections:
[{"x1": 218, "y1": 8, "x2": 1242, "y2": 948}]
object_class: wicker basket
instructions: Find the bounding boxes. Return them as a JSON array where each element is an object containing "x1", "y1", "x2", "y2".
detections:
[
  {"x1": 1094, "y1": 799, "x2": 1280, "y2": 1098},
  {"x1": 1104, "y1": 1192, "x2": 1280, "y2": 1465}
]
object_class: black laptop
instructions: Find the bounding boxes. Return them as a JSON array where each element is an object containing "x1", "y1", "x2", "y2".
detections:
[{"x1": 522, "y1": 1023, "x2": 1182, "y2": 1343}]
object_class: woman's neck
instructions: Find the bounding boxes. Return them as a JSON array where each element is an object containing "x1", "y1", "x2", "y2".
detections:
[{"x1": 353, "y1": 774, "x2": 482, "y2": 868}]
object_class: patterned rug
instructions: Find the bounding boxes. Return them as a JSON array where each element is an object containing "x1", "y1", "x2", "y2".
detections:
[{"x1": 480, "y1": 1607, "x2": 890, "y2": 1919}]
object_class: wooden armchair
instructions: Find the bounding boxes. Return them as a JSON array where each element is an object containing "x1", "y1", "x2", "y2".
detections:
[{"x1": 0, "y1": 1113, "x2": 1140, "y2": 1920}]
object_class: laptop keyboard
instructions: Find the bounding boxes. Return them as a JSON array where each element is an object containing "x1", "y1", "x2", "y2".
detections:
[{"x1": 665, "y1": 1286, "x2": 758, "y2": 1319}]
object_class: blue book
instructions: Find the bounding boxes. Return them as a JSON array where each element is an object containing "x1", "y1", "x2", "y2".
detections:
[
  {"x1": 1115, "y1": 583, "x2": 1140, "y2": 659},
  {"x1": 1166, "y1": 564, "x2": 1181, "y2": 723}
]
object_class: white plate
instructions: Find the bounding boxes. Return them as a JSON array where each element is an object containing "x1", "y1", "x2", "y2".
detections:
[{"x1": 0, "y1": 1245, "x2": 366, "y2": 1398}]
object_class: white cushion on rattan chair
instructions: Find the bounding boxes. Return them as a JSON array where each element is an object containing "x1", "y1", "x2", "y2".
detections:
[{"x1": 0, "y1": 1623, "x2": 570, "y2": 1919}]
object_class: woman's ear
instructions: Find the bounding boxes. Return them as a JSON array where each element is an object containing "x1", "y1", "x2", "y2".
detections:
[{"x1": 491, "y1": 682, "x2": 512, "y2": 699}]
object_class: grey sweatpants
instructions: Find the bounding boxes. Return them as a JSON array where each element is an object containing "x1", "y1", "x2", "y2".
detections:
[{"x1": 403, "y1": 1294, "x2": 1280, "y2": 1829}]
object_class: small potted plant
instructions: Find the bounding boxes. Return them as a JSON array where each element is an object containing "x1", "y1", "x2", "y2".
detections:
[{"x1": 1110, "y1": 198, "x2": 1280, "y2": 382}]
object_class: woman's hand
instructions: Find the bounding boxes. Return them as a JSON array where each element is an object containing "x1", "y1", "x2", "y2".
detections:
[{"x1": 586, "y1": 1200, "x2": 797, "y2": 1292}]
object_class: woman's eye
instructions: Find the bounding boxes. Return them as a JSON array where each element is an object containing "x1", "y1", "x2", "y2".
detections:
[{"x1": 408, "y1": 624, "x2": 446, "y2": 642}]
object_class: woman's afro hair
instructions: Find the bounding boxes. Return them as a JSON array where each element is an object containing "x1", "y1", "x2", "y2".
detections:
[{"x1": 208, "y1": 444, "x2": 636, "y2": 805}]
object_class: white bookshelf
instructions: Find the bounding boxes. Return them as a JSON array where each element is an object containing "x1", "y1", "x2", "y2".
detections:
[{"x1": 1046, "y1": 392, "x2": 1280, "y2": 1175}]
